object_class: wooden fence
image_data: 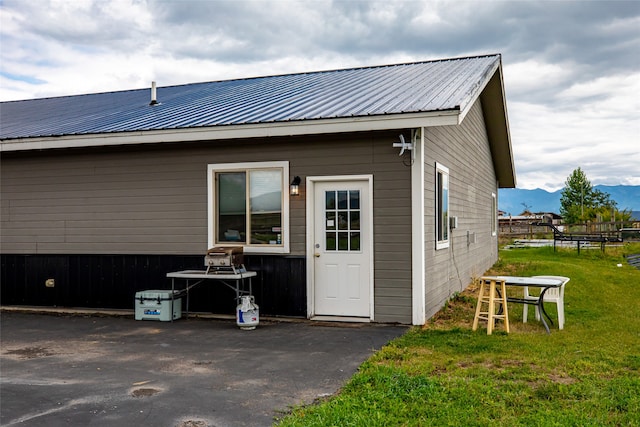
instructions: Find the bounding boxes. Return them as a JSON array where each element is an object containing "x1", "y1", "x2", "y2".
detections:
[{"x1": 499, "y1": 220, "x2": 640, "y2": 240}]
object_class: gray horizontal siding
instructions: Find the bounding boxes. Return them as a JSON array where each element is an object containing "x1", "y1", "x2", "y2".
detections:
[
  {"x1": 285, "y1": 133, "x2": 412, "y2": 323},
  {"x1": 1, "y1": 148, "x2": 208, "y2": 254},
  {"x1": 1, "y1": 130, "x2": 413, "y2": 323},
  {"x1": 424, "y1": 99, "x2": 499, "y2": 319}
]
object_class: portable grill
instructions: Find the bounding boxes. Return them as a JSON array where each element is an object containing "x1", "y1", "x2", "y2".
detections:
[{"x1": 204, "y1": 246, "x2": 245, "y2": 274}]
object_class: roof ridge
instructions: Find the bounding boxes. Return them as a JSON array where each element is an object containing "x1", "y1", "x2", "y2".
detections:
[
  {"x1": 137, "y1": 53, "x2": 503, "y2": 92},
  {"x1": 1, "y1": 54, "x2": 501, "y2": 103}
]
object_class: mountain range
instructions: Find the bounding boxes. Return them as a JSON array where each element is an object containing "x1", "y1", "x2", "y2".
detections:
[{"x1": 498, "y1": 185, "x2": 640, "y2": 219}]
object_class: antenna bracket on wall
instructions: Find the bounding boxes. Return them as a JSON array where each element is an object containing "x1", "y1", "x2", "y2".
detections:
[{"x1": 393, "y1": 134, "x2": 415, "y2": 161}]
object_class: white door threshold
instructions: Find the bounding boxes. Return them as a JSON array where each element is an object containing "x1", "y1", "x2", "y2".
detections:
[{"x1": 311, "y1": 315, "x2": 371, "y2": 323}]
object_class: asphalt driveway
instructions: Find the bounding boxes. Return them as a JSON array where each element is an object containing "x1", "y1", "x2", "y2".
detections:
[{"x1": 0, "y1": 312, "x2": 407, "y2": 427}]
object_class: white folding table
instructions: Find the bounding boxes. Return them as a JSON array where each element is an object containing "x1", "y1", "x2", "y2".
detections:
[{"x1": 166, "y1": 270, "x2": 257, "y2": 319}]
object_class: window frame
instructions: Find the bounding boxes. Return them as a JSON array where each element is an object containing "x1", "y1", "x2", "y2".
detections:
[
  {"x1": 491, "y1": 192, "x2": 497, "y2": 237},
  {"x1": 208, "y1": 161, "x2": 290, "y2": 254},
  {"x1": 435, "y1": 162, "x2": 450, "y2": 250}
]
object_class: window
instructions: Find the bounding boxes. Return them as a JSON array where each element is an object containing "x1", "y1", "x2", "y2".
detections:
[
  {"x1": 492, "y1": 192, "x2": 497, "y2": 236},
  {"x1": 324, "y1": 189, "x2": 361, "y2": 252},
  {"x1": 436, "y1": 163, "x2": 449, "y2": 250},
  {"x1": 208, "y1": 161, "x2": 289, "y2": 253}
]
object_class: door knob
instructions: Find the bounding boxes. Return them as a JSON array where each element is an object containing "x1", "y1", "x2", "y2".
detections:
[{"x1": 314, "y1": 253, "x2": 320, "y2": 257}]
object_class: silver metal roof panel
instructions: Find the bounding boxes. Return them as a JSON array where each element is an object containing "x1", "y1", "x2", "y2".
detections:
[{"x1": 0, "y1": 54, "x2": 501, "y2": 140}]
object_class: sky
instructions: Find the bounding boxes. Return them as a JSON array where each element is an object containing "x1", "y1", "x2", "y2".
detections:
[{"x1": 1, "y1": 0, "x2": 638, "y2": 191}]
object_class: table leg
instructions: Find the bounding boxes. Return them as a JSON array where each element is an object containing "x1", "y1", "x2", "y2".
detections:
[
  {"x1": 499, "y1": 280, "x2": 510, "y2": 333},
  {"x1": 171, "y1": 278, "x2": 175, "y2": 323},
  {"x1": 537, "y1": 288, "x2": 555, "y2": 333},
  {"x1": 186, "y1": 279, "x2": 190, "y2": 319},
  {"x1": 536, "y1": 299, "x2": 550, "y2": 334},
  {"x1": 492, "y1": 281, "x2": 510, "y2": 333},
  {"x1": 487, "y1": 280, "x2": 496, "y2": 335},
  {"x1": 472, "y1": 279, "x2": 486, "y2": 332}
]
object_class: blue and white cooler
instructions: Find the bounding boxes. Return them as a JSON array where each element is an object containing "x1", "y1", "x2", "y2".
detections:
[{"x1": 135, "y1": 289, "x2": 182, "y2": 321}]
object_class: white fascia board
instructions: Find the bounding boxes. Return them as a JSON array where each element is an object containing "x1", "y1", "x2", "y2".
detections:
[
  {"x1": 457, "y1": 60, "x2": 501, "y2": 124},
  {"x1": 0, "y1": 111, "x2": 460, "y2": 152}
]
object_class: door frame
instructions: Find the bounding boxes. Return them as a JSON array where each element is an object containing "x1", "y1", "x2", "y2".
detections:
[{"x1": 305, "y1": 175, "x2": 375, "y2": 321}]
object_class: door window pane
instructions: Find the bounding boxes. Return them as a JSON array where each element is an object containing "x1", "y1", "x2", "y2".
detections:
[
  {"x1": 326, "y1": 232, "x2": 336, "y2": 250},
  {"x1": 350, "y1": 232, "x2": 360, "y2": 251},
  {"x1": 326, "y1": 212, "x2": 336, "y2": 230},
  {"x1": 350, "y1": 190, "x2": 360, "y2": 209},
  {"x1": 337, "y1": 191, "x2": 348, "y2": 209},
  {"x1": 350, "y1": 211, "x2": 360, "y2": 230},
  {"x1": 326, "y1": 191, "x2": 336, "y2": 210},
  {"x1": 338, "y1": 211, "x2": 348, "y2": 230},
  {"x1": 338, "y1": 232, "x2": 349, "y2": 250}
]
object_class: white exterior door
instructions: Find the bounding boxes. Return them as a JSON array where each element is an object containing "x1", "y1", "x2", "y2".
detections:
[{"x1": 311, "y1": 178, "x2": 372, "y2": 318}]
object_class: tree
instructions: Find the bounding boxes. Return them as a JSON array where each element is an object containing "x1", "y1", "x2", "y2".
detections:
[
  {"x1": 560, "y1": 168, "x2": 590, "y2": 224},
  {"x1": 560, "y1": 168, "x2": 618, "y2": 224}
]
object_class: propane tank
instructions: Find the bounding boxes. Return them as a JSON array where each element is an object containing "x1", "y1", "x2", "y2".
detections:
[{"x1": 236, "y1": 295, "x2": 259, "y2": 330}]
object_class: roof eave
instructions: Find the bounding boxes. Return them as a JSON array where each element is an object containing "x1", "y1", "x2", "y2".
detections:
[
  {"x1": 479, "y1": 61, "x2": 517, "y2": 188},
  {"x1": 0, "y1": 110, "x2": 460, "y2": 152}
]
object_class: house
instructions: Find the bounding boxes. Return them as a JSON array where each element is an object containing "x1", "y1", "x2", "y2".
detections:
[
  {"x1": 498, "y1": 212, "x2": 563, "y2": 235},
  {"x1": 0, "y1": 54, "x2": 516, "y2": 325},
  {"x1": 536, "y1": 212, "x2": 563, "y2": 225}
]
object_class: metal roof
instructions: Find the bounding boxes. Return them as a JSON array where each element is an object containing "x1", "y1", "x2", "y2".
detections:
[{"x1": 0, "y1": 54, "x2": 501, "y2": 140}]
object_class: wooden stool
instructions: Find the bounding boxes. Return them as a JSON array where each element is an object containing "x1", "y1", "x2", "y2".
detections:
[{"x1": 472, "y1": 277, "x2": 510, "y2": 334}]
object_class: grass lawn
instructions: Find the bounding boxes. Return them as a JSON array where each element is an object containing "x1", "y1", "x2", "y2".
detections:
[{"x1": 277, "y1": 243, "x2": 640, "y2": 426}]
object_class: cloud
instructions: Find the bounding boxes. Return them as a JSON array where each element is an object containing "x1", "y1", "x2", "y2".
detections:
[
  {"x1": 510, "y1": 85, "x2": 640, "y2": 191},
  {"x1": 1, "y1": 0, "x2": 639, "y2": 190},
  {"x1": 3, "y1": 0, "x2": 638, "y2": 95}
]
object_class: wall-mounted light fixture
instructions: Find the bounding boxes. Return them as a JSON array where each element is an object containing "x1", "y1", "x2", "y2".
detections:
[{"x1": 290, "y1": 176, "x2": 301, "y2": 196}]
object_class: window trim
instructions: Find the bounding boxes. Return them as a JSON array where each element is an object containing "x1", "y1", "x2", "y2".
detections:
[
  {"x1": 491, "y1": 192, "x2": 497, "y2": 237},
  {"x1": 435, "y1": 162, "x2": 450, "y2": 250},
  {"x1": 208, "y1": 161, "x2": 290, "y2": 254}
]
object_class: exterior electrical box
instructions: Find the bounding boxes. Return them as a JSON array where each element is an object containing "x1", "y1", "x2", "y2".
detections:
[
  {"x1": 449, "y1": 216, "x2": 459, "y2": 230},
  {"x1": 135, "y1": 290, "x2": 182, "y2": 321}
]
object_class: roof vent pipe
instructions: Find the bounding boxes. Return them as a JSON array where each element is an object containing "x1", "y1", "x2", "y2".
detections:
[{"x1": 149, "y1": 81, "x2": 158, "y2": 105}]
